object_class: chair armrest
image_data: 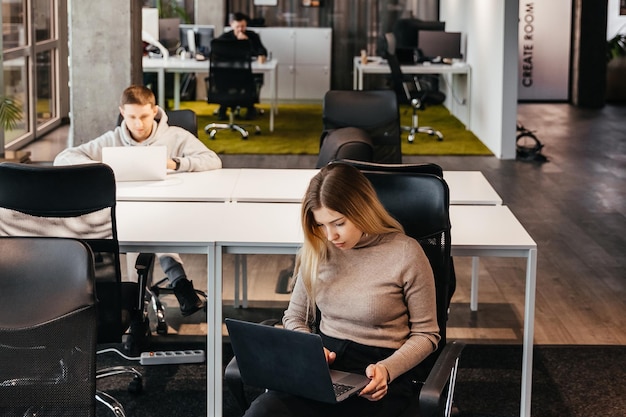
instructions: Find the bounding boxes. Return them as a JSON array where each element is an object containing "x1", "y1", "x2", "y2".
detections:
[{"x1": 419, "y1": 341, "x2": 465, "y2": 417}]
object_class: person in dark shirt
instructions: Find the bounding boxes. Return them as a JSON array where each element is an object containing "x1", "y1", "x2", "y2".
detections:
[{"x1": 216, "y1": 12, "x2": 267, "y2": 120}]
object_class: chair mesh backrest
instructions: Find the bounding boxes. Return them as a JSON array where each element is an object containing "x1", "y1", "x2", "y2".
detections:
[
  {"x1": 207, "y1": 39, "x2": 257, "y2": 108},
  {"x1": 361, "y1": 171, "x2": 452, "y2": 377},
  {"x1": 0, "y1": 162, "x2": 123, "y2": 343},
  {"x1": 322, "y1": 90, "x2": 402, "y2": 163},
  {"x1": 0, "y1": 237, "x2": 97, "y2": 417},
  {"x1": 384, "y1": 32, "x2": 419, "y2": 104}
]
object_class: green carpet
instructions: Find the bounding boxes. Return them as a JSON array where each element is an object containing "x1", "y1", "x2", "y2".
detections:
[{"x1": 176, "y1": 100, "x2": 492, "y2": 156}]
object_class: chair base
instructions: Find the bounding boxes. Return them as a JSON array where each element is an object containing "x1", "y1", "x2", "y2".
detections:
[
  {"x1": 204, "y1": 111, "x2": 261, "y2": 140},
  {"x1": 402, "y1": 125, "x2": 444, "y2": 143}
]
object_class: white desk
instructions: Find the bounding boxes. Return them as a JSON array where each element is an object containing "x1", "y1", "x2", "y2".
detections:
[
  {"x1": 209, "y1": 203, "x2": 536, "y2": 417},
  {"x1": 353, "y1": 56, "x2": 472, "y2": 129},
  {"x1": 143, "y1": 56, "x2": 279, "y2": 132},
  {"x1": 229, "y1": 169, "x2": 502, "y2": 206},
  {"x1": 115, "y1": 170, "x2": 241, "y2": 202}
]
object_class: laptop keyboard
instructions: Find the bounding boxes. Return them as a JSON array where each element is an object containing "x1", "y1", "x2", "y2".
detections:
[{"x1": 332, "y1": 382, "x2": 354, "y2": 397}]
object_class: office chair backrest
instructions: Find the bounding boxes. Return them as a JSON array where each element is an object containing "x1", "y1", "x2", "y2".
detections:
[
  {"x1": 0, "y1": 236, "x2": 97, "y2": 416},
  {"x1": 0, "y1": 162, "x2": 125, "y2": 343},
  {"x1": 117, "y1": 109, "x2": 198, "y2": 137},
  {"x1": 384, "y1": 32, "x2": 419, "y2": 104},
  {"x1": 207, "y1": 38, "x2": 258, "y2": 108},
  {"x1": 315, "y1": 127, "x2": 374, "y2": 168},
  {"x1": 323, "y1": 90, "x2": 402, "y2": 164},
  {"x1": 335, "y1": 159, "x2": 443, "y2": 177},
  {"x1": 165, "y1": 109, "x2": 198, "y2": 136},
  {"x1": 356, "y1": 170, "x2": 452, "y2": 378}
]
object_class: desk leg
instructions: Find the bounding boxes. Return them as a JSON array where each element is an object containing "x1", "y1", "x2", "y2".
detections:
[
  {"x1": 210, "y1": 244, "x2": 222, "y2": 417},
  {"x1": 358, "y1": 67, "x2": 364, "y2": 90},
  {"x1": 520, "y1": 248, "x2": 537, "y2": 417},
  {"x1": 270, "y1": 67, "x2": 276, "y2": 132},
  {"x1": 470, "y1": 256, "x2": 479, "y2": 311},
  {"x1": 157, "y1": 69, "x2": 165, "y2": 110},
  {"x1": 173, "y1": 73, "x2": 181, "y2": 110}
]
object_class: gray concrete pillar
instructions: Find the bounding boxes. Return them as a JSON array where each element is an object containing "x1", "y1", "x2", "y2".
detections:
[{"x1": 68, "y1": 0, "x2": 143, "y2": 145}]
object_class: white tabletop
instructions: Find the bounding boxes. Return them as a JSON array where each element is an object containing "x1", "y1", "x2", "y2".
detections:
[
  {"x1": 450, "y1": 205, "x2": 536, "y2": 252},
  {"x1": 115, "y1": 170, "x2": 241, "y2": 202},
  {"x1": 354, "y1": 56, "x2": 471, "y2": 75},
  {"x1": 142, "y1": 55, "x2": 278, "y2": 73},
  {"x1": 115, "y1": 168, "x2": 502, "y2": 206},
  {"x1": 444, "y1": 171, "x2": 502, "y2": 205},
  {"x1": 230, "y1": 169, "x2": 318, "y2": 203}
]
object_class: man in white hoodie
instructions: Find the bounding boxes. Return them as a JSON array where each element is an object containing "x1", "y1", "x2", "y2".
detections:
[{"x1": 54, "y1": 85, "x2": 222, "y2": 316}]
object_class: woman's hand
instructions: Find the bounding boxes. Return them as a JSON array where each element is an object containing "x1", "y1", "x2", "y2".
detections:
[
  {"x1": 358, "y1": 364, "x2": 389, "y2": 401},
  {"x1": 323, "y1": 347, "x2": 336, "y2": 364}
]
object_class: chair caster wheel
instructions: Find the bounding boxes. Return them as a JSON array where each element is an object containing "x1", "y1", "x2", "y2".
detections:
[
  {"x1": 156, "y1": 321, "x2": 168, "y2": 335},
  {"x1": 128, "y1": 376, "x2": 143, "y2": 394}
]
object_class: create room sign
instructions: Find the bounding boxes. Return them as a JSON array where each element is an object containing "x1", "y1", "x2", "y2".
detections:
[{"x1": 518, "y1": 0, "x2": 572, "y2": 100}]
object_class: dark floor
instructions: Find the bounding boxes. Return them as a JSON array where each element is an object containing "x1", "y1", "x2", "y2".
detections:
[{"x1": 20, "y1": 102, "x2": 626, "y2": 346}]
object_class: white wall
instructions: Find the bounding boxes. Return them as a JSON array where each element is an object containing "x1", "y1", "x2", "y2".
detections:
[
  {"x1": 440, "y1": 0, "x2": 519, "y2": 159},
  {"x1": 517, "y1": 0, "x2": 572, "y2": 100},
  {"x1": 607, "y1": 0, "x2": 626, "y2": 38}
]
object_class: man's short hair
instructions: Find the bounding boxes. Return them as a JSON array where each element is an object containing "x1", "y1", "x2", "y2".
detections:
[
  {"x1": 232, "y1": 12, "x2": 249, "y2": 23},
  {"x1": 120, "y1": 85, "x2": 156, "y2": 107}
]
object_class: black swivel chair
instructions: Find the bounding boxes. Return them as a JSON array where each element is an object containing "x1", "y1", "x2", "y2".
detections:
[
  {"x1": 224, "y1": 168, "x2": 464, "y2": 417},
  {"x1": 0, "y1": 236, "x2": 125, "y2": 417},
  {"x1": 322, "y1": 89, "x2": 403, "y2": 164},
  {"x1": 117, "y1": 108, "x2": 198, "y2": 137},
  {"x1": 0, "y1": 163, "x2": 155, "y2": 401},
  {"x1": 384, "y1": 32, "x2": 444, "y2": 144},
  {"x1": 204, "y1": 38, "x2": 261, "y2": 139}
]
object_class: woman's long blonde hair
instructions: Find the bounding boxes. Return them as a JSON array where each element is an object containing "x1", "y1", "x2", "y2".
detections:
[{"x1": 296, "y1": 163, "x2": 404, "y2": 315}]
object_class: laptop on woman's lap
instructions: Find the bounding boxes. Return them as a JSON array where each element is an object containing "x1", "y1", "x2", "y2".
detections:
[{"x1": 225, "y1": 318, "x2": 370, "y2": 403}]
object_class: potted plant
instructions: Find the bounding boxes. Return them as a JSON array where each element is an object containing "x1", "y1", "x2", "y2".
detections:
[
  {"x1": 156, "y1": 0, "x2": 190, "y2": 22},
  {"x1": 0, "y1": 95, "x2": 24, "y2": 160},
  {"x1": 606, "y1": 30, "x2": 626, "y2": 102}
]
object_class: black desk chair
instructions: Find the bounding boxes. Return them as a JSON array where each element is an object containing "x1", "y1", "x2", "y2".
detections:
[
  {"x1": 117, "y1": 108, "x2": 198, "y2": 137},
  {"x1": 0, "y1": 162, "x2": 154, "y2": 405},
  {"x1": 384, "y1": 32, "x2": 444, "y2": 144},
  {"x1": 0, "y1": 236, "x2": 130, "y2": 417},
  {"x1": 224, "y1": 168, "x2": 464, "y2": 417},
  {"x1": 204, "y1": 38, "x2": 261, "y2": 140},
  {"x1": 0, "y1": 237, "x2": 99, "y2": 416},
  {"x1": 322, "y1": 89, "x2": 402, "y2": 164}
]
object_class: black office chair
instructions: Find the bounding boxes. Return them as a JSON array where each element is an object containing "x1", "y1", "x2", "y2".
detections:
[
  {"x1": 322, "y1": 89, "x2": 402, "y2": 163},
  {"x1": 0, "y1": 163, "x2": 154, "y2": 401},
  {"x1": 334, "y1": 159, "x2": 456, "y2": 304},
  {"x1": 315, "y1": 127, "x2": 374, "y2": 169},
  {"x1": 204, "y1": 38, "x2": 261, "y2": 139},
  {"x1": 224, "y1": 168, "x2": 464, "y2": 417},
  {"x1": 384, "y1": 32, "x2": 444, "y2": 144},
  {"x1": 117, "y1": 108, "x2": 198, "y2": 137},
  {"x1": 0, "y1": 236, "x2": 125, "y2": 417}
]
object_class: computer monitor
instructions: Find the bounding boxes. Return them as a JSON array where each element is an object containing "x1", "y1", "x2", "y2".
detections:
[
  {"x1": 179, "y1": 24, "x2": 215, "y2": 57},
  {"x1": 393, "y1": 19, "x2": 446, "y2": 49},
  {"x1": 418, "y1": 31, "x2": 463, "y2": 61}
]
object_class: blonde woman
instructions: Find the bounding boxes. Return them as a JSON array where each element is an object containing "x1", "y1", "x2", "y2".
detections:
[{"x1": 244, "y1": 163, "x2": 440, "y2": 417}]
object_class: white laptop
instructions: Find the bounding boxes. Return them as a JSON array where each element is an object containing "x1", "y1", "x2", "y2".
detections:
[{"x1": 101, "y1": 146, "x2": 167, "y2": 181}]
